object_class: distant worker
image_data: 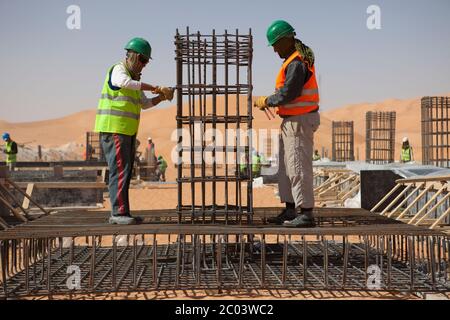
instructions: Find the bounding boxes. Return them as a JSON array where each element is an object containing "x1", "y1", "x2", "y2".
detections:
[
  {"x1": 239, "y1": 150, "x2": 264, "y2": 178},
  {"x1": 254, "y1": 20, "x2": 320, "y2": 228},
  {"x1": 94, "y1": 37, "x2": 174, "y2": 225},
  {"x1": 145, "y1": 137, "x2": 157, "y2": 166},
  {"x1": 313, "y1": 149, "x2": 321, "y2": 161},
  {"x1": 2, "y1": 133, "x2": 18, "y2": 171},
  {"x1": 157, "y1": 155, "x2": 167, "y2": 182},
  {"x1": 400, "y1": 137, "x2": 414, "y2": 163}
]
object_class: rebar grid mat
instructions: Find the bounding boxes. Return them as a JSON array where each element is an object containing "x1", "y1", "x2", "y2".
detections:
[
  {"x1": 0, "y1": 208, "x2": 449, "y2": 298},
  {"x1": 332, "y1": 121, "x2": 355, "y2": 162},
  {"x1": 421, "y1": 97, "x2": 450, "y2": 168},
  {"x1": 175, "y1": 28, "x2": 253, "y2": 225},
  {"x1": 1, "y1": 234, "x2": 448, "y2": 298},
  {"x1": 366, "y1": 111, "x2": 396, "y2": 164}
]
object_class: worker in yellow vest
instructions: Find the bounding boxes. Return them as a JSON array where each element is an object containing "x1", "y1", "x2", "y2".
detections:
[
  {"x1": 2, "y1": 133, "x2": 18, "y2": 171},
  {"x1": 254, "y1": 20, "x2": 320, "y2": 228},
  {"x1": 94, "y1": 37, "x2": 174, "y2": 225},
  {"x1": 313, "y1": 149, "x2": 321, "y2": 161},
  {"x1": 400, "y1": 137, "x2": 414, "y2": 163}
]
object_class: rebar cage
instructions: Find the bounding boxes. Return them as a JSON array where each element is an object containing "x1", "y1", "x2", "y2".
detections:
[
  {"x1": 421, "y1": 97, "x2": 450, "y2": 168},
  {"x1": 175, "y1": 28, "x2": 253, "y2": 225},
  {"x1": 0, "y1": 208, "x2": 449, "y2": 298},
  {"x1": 332, "y1": 121, "x2": 355, "y2": 162},
  {"x1": 85, "y1": 132, "x2": 105, "y2": 162},
  {"x1": 366, "y1": 111, "x2": 396, "y2": 164}
]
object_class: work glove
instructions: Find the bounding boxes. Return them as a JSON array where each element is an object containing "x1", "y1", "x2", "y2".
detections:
[
  {"x1": 254, "y1": 96, "x2": 269, "y2": 110},
  {"x1": 155, "y1": 86, "x2": 174, "y2": 101}
]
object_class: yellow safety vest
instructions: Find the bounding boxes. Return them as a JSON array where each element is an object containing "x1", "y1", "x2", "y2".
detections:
[
  {"x1": 5, "y1": 141, "x2": 17, "y2": 163},
  {"x1": 94, "y1": 63, "x2": 142, "y2": 136},
  {"x1": 401, "y1": 147, "x2": 412, "y2": 162}
]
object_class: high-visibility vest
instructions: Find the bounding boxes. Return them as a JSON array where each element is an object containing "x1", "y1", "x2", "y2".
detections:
[
  {"x1": 159, "y1": 159, "x2": 168, "y2": 172},
  {"x1": 239, "y1": 154, "x2": 261, "y2": 174},
  {"x1": 313, "y1": 153, "x2": 321, "y2": 161},
  {"x1": 252, "y1": 154, "x2": 261, "y2": 174},
  {"x1": 276, "y1": 51, "x2": 320, "y2": 116},
  {"x1": 401, "y1": 147, "x2": 412, "y2": 162},
  {"x1": 5, "y1": 141, "x2": 17, "y2": 163},
  {"x1": 94, "y1": 63, "x2": 142, "y2": 136}
]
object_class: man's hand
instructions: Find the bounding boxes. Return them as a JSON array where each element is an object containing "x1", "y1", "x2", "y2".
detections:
[
  {"x1": 254, "y1": 96, "x2": 269, "y2": 110},
  {"x1": 154, "y1": 86, "x2": 175, "y2": 101}
]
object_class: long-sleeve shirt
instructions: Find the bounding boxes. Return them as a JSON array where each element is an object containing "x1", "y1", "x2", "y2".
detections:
[
  {"x1": 110, "y1": 63, "x2": 154, "y2": 110},
  {"x1": 266, "y1": 58, "x2": 311, "y2": 108}
]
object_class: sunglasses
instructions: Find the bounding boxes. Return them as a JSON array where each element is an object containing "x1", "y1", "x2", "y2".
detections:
[{"x1": 138, "y1": 55, "x2": 149, "y2": 65}]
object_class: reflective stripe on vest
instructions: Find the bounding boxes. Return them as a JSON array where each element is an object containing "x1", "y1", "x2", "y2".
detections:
[
  {"x1": 276, "y1": 51, "x2": 320, "y2": 116},
  {"x1": 96, "y1": 108, "x2": 140, "y2": 121},
  {"x1": 99, "y1": 93, "x2": 142, "y2": 107},
  {"x1": 94, "y1": 63, "x2": 142, "y2": 136},
  {"x1": 6, "y1": 141, "x2": 16, "y2": 163}
]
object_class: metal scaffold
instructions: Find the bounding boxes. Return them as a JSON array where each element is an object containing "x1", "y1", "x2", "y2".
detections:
[
  {"x1": 175, "y1": 28, "x2": 253, "y2": 225},
  {"x1": 366, "y1": 111, "x2": 396, "y2": 164},
  {"x1": 332, "y1": 121, "x2": 355, "y2": 162},
  {"x1": 422, "y1": 96, "x2": 450, "y2": 168}
]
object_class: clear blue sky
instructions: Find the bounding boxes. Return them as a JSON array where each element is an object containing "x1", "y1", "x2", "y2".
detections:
[{"x1": 0, "y1": 0, "x2": 449, "y2": 122}]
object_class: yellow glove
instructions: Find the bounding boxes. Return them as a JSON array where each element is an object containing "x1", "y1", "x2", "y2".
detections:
[
  {"x1": 254, "y1": 96, "x2": 268, "y2": 110},
  {"x1": 155, "y1": 86, "x2": 174, "y2": 101},
  {"x1": 158, "y1": 93, "x2": 168, "y2": 102}
]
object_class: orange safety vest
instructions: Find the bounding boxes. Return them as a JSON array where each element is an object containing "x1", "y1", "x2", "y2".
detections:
[{"x1": 275, "y1": 51, "x2": 320, "y2": 116}]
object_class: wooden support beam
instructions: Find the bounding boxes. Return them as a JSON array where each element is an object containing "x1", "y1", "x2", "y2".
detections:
[
  {"x1": 407, "y1": 184, "x2": 447, "y2": 225},
  {"x1": 380, "y1": 184, "x2": 413, "y2": 216},
  {"x1": 414, "y1": 192, "x2": 450, "y2": 226},
  {"x1": 370, "y1": 183, "x2": 402, "y2": 213},
  {"x1": 22, "y1": 183, "x2": 34, "y2": 210},
  {"x1": 387, "y1": 183, "x2": 425, "y2": 218},
  {"x1": 396, "y1": 183, "x2": 434, "y2": 220},
  {"x1": 13, "y1": 182, "x2": 106, "y2": 189},
  {"x1": 396, "y1": 175, "x2": 450, "y2": 184},
  {"x1": 430, "y1": 206, "x2": 450, "y2": 229},
  {"x1": 5, "y1": 178, "x2": 50, "y2": 215}
]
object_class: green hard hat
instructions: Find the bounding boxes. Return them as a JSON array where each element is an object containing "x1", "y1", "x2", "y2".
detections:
[
  {"x1": 266, "y1": 20, "x2": 295, "y2": 46},
  {"x1": 125, "y1": 37, "x2": 152, "y2": 59}
]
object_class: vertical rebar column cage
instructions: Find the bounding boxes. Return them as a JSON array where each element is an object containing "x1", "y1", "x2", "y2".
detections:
[
  {"x1": 421, "y1": 97, "x2": 450, "y2": 168},
  {"x1": 365, "y1": 111, "x2": 396, "y2": 164},
  {"x1": 175, "y1": 28, "x2": 253, "y2": 225},
  {"x1": 332, "y1": 121, "x2": 355, "y2": 162},
  {"x1": 85, "y1": 132, "x2": 105, "y2": 161}
]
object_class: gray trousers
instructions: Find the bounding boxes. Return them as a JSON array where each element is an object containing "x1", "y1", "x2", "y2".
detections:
[
  {"x1": 100, "y1": 133, "x2": 136, "y2": 217},
  {"x1": 278, "y1": 112, "x2": 320, "y2": 209}
]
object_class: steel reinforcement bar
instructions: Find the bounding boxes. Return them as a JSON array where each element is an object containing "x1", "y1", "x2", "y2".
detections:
[
  {"x1": 0, "y1": 223, "x2": 449, "y2": 297},
  {"x1": 174, "y1": 28, "x2": 253, "y2": 225}
]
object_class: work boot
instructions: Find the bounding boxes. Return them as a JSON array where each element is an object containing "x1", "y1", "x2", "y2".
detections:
[
  {"x1": 109, "y1": 215, "x2": 139, "y2": 225},
  {"x1": 283, "y1": 208, "x2": 316, "y2": 228},
  {"x1": 266, "y1": 208, "x2": 297, "y2": 224}
]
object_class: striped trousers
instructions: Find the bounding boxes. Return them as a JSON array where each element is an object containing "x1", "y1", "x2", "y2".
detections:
[{"x1": 100, "y1": 132, "x2": 136, "y2": 217}]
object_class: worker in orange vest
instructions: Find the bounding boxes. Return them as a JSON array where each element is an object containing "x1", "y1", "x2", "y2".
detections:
[{"x1": 255, "y1": 20, "x2": 320, "y2": 228}]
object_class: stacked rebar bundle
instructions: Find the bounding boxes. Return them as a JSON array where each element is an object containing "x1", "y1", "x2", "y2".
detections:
[
  {"x1": 366, "y1": 111, "x2": 396, "y2": 164},
  {"x1": 174, "y1": 28, "x2": 253, "y2": 224},
  {"x1": 421, "y1": 97, "x2": 450, "y2": 168},
  {"x1": 332, "y1": 121, "x2": 355, "y2": 162}
]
